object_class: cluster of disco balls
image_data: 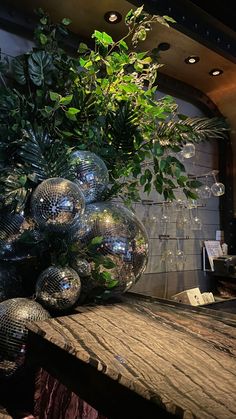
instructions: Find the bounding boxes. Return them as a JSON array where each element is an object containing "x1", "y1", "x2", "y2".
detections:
[{"x1": 0, "y1": 151, "x2": 148, "y2": 374}]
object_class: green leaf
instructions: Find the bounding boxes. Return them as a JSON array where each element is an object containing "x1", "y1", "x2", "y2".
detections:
[
  {"x1": 102, "y1": 257, "x2": 116, "y2": 269},
  {"x1": 49, "y1": 91, "x2": 61, "y2": 102},
  {"x1": 11, "y1": 56, "x2": 26, "y2": 85},
  {"x1": 39, "y1": 33, "x2": 48, "y2": 45},
  {"x1": 60, "y1": 95, "x2": 73, "y2": 105},
  {"x1": 78, "y1": 42, "x2": 89, "y2": 53},
  {"x1": 62, "y1": 18, "x2": 72, "y2": 25},
  {"x1": 28, "y1": 51, "x2": 53, "y2": 86},
  {"x1": 140, "y1": 174, "x2": 146, "y2": 186},
  {"x1": 106, "y1": 279, "x2": 119, "y2": 289},
  {"x1": 153, "y1": 142, "x2": 164, "y2": 157},
  {"x1": 91, "y1": 236, "x2": 103, "y2": 245},
  {"x1": 119, "y1": 40, "x2": 128, "y2": 50},
  {"x1": 163, "y1": 15, "x2": 176, "y2": 23}
]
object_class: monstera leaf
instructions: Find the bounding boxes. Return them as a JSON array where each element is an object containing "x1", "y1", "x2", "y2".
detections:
[
  {"x1": 11, "y1": 56, "x2": 27, "y2": 85},
  {"x1": 28, "y1": 51, "x2": 54, "y2": 86}
]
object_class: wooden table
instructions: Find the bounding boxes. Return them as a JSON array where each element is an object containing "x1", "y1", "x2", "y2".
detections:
[{"x1": 27, "y1": 294, "x2": 236, "y2": 419}]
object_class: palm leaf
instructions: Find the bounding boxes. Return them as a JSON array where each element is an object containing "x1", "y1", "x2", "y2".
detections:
[
  {"x1": 157, "y1": 116, "x2": 228, "y2": 145},
  {"x1": 18, "y1": 127, "x2": 74, "y2": 182},
  {"x1": 0, "y1": 167, "x2": 30, "y2": 212},
  {"x1": 106, "y1": 101, "x2": 141, "y2": 153}
]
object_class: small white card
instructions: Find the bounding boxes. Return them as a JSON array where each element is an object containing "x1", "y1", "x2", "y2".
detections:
[{"x1": 204, "y1": 240, "x2": 223, "y2": 271}]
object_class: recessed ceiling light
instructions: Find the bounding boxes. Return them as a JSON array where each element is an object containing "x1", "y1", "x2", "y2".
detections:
[
  {"x1": 104, "y1": 11, "x2": 122, "y2": 24},
  {"x1": 209, "y1": 68, "x2": 223, "y2": 76},
  {"x1": 157, "y1": 42, "x2": 170, "y2": 51},
  {"x1": 184, "y1": 56, "x2": 200, "y2": 64}
]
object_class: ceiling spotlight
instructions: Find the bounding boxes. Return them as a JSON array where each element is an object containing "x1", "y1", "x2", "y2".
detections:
[
  {"x1": 184, "y1": 56, "x2": 200, "y2": 64},
  {"x1": 209, "y1": 68, "x2": 223, "y2": 76},
  {"x1": 104, "y1": 11, "x2": 122, "y2": 24}
]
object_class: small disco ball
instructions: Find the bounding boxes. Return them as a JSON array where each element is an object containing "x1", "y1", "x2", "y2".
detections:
[
  {"x1": 70, "y1": 150, "x2": 109, "y2": 204},
  {"x1": 0, "y1": 298, "x2": 50, "y2": 361},
  {"x1": 0, "y1": 212, "x2": 45, "y2": 261},
  {"x1": 36, "y1": 266, "x2": 81, "y2": 311},
  {"x1": 31, "y1": 177, "x2": 85, "y2": 233},
  {"x1": 70, "y1": 258, "x2": 91, "y2": 277},
  {"x1": 70, "y1": 202, "x2": 149, "y2": 295},
  {"x1": 0, "y1": 265, "x2": 23, "y2": 302}
]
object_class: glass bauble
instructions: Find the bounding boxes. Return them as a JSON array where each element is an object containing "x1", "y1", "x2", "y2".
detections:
[
  {"x1": 0, "y1": 212, "x2": 45, "y2": 261},
  {"x1": 71, "y1": 202, "x2": 149, "y2": 295},
  {"x1": 31, "y1": 177, "x2": 85, "y2": 232},
  {"x1": 71, "y1": 151, "x2": 109, "y2": 204},
  {"x1": 211, "y1": 182, "x2": 225, "y2": 197},
  {"x1": 0, "y1": 265, "x2": 23, "y2": 302},
  {"x1": 181, "y1": 143, "x2": 195, "y2": 159},
  {"x1": 36, "y1": 266, "x2": 81, "y2": 311},
  {"x1": 0, "y1": 298, "x2": 49, "y2": 361}
]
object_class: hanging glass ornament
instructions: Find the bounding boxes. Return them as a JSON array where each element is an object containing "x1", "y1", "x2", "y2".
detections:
[{"x1": 181, "y1": 142, "x2": 196, "y2": 159}]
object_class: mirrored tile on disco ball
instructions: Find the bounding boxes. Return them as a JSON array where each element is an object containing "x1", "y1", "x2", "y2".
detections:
[
  {"x1": 70, "y1": 202, "x2": 149, "y2": 294},
  {"x1": 71, "y1": 151, "x2": 109, "y2": 204},
  {"x1": 0, "y1": 298, "x2": 50, "y2": 363},
  {"x1": 36, "y1": 266, "x2": 81, "y2": 311},
  {"x1": 31, "y1": 177, "x2": 85, "y2": 233}
]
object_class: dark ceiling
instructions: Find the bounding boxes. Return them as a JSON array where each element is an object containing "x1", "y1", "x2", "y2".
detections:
[{"x1": 190, "y1": 0, "x2": 236, "y2": 32}]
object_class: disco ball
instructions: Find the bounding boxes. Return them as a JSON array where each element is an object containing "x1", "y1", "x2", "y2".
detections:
[
  {"x1": 0, "y1": 212, "x2": 45, "y2": 261},
  {"x1": 70, "y1": 150, "x2": 109, "y2": 204},
  {"x1": 0, "y1": 265, "x2": 23, "y2": 302},
  {"x1": 70, "y1": 202, "x2": 149, "y2": 295},
  {"x1": 31, "y1": 177, "x2": 85, "y2": 232},
  {"x1": 36, "y1": 266, "x2": 81, "y2": 311},
  {"x1": 70, "y1": 258, "x2": 91, "y2": 277},
  {"x1": 0, "y1": 298, "x2": 50, "y2": 361}
]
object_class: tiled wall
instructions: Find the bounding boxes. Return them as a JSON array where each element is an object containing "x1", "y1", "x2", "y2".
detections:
[{"x1": 132, "y1": 97, "x2": 220, "y2": 297}]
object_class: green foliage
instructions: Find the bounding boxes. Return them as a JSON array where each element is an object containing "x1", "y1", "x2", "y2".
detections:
[{"x1": 0, "y1": 7, "x2": 228, "y2": 213}]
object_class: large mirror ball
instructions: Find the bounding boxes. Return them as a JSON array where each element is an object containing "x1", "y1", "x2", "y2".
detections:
[
  {"x1": 70, "y1": 202, "x2": 149, "y2": 294},
  {"x1": 70, "y1": 150, "x2": 109, "y2": 204},
  {"x1": 31, "y1": 177, "x2": 85, "y2": 232},
  {"x1": 0, "y1": 298, "x2": 50, "y2": 361}
]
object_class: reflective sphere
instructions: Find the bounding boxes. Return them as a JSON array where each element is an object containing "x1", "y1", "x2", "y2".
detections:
[
  {"x1": 71, "y1": 202, "x2": 149, "y2": 294},
  {"x1": 181, "y1": 143, "x2": 195, "y2": 159},
  {"x1": 0, "y1": 298, "x2": 50, "y2": 361},
  {"x1": 211, "y1": 182, "x2": 225, "y2": 197},
  {"x1": 31, "y1": 177, "x2": 85, "y2": 232},
  {"x1": 36, "y1": 266, "x2": 81, "y2": 311},
  {"x1": 71, "y1": 151, "x2": 109, "y2": 204},
  {"x1": 0, "y1": 212, "x2": 45, "y2": 261},
  {"x1": 0, "y1": 265, "x2": 23, "y2": 302},
  {"x1": 70, "y1": 258, "x2": 91, "y2": 277}
]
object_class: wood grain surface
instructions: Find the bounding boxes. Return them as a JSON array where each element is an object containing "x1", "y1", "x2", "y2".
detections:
[{"x1": 27, "y1": 295, "x2": 236, "y2": 419}]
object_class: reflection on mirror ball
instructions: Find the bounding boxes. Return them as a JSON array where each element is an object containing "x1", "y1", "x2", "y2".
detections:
[
  {"x1": 0, "y1": 213, "x2": 45, "y2": 261},
  {"x1": 31, "y1": 177, "x2": 85, "y2": 232},
  {"x1": 0, "y1": 298, "x2": 50, "y2": 362},
  {"x1": 36, "y1": 266, "x2": 81, "y2": 311},
  {"x1": 71, "y1": 202, "x2": 149, "y2": 294},
  {"x1": 71, "y1": 151, "x2": 109, "y2": 204}
]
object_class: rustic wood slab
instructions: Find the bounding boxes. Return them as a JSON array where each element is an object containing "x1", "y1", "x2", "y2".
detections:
[{"x1": 27, "y1": 294, "x2": 236, "y2": 419}]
